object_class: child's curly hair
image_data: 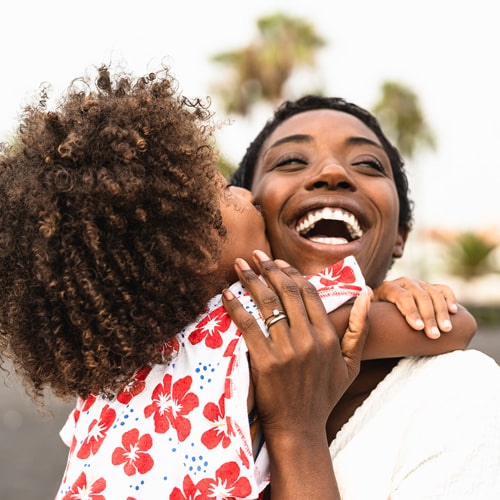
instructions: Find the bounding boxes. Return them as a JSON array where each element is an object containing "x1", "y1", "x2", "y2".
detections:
[{"x1": 0, "y1": 64, "x2": 227, "y2": 401}]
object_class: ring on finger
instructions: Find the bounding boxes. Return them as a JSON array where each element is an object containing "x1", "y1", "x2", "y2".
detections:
[{"x1": 264, "y1": 309, "x2": 288, "y2": 329}]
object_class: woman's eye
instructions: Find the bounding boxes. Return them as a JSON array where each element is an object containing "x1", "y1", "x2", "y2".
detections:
[
  {"x1": 353, "y1": 158, "x2": 386, "y2": 174},
  {"x1": 272, "y1": 156, "x2": 307, "y2": 170}
]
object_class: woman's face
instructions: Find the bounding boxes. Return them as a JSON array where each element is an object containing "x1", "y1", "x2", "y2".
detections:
[
  {"x1": 250, "y1": 109, "x2": 407, "y2": 288},
  {"x1": 218, "y1": 176, "x2": 271, "y2": 283}
]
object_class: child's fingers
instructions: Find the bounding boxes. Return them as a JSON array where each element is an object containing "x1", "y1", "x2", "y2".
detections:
[
  {"x1": 373, "y1": 279, "x2": 426, "y2": 331},
  {"x1": 419, "y1": 283, "x2": 457, "y2": 334},
  {"x1": 425, "y1": 283, "x2": 458, "y2": 317},
  {"x1": 403, "y1": 281, "x2": 458, "y2": 337},
  {"x1": 374, "y1": 278, "x2": 454, "y2": 339}
]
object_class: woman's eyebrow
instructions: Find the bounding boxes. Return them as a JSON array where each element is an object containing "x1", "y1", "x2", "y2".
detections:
[
  {"x1": 263, "y1": 134, "x2": 312, "y2": 157},
  {"x1": 263, "y1": 133, "x2": 385, "y2": 158},
  {"x1": 346, "y1": 136, "x2": 385, "y2": 150}
]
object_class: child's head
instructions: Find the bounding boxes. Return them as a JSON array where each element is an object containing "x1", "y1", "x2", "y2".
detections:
[{"x1": 0, "y1": 64, "x2": 268, "y2": 401}]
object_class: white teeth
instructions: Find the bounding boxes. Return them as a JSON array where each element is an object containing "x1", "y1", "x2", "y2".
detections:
[
  {"x1": 309, "y1": 236, "x2": 349, "y2": 245},
  {"x1": 296, "y1": 207, "x2": 363, "y2": 240}
]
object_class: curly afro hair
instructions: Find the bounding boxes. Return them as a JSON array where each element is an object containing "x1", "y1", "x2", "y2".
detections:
[{"x1": 0, "y1": 65, "x2": 227, "y2": 401}]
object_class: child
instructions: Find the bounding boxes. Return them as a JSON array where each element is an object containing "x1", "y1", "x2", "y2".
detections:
[{"x1": 0, "y1": 65, "x2": 475, "y2": 499}]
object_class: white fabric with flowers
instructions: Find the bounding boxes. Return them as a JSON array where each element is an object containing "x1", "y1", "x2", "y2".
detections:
[{"x1": 56, "y1": 256, "x2": 365, "y2": 500}]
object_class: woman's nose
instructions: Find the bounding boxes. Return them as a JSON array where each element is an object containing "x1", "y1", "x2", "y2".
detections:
[{"x1": 305, "y1": 162, "x2": 355, "y2": 191}]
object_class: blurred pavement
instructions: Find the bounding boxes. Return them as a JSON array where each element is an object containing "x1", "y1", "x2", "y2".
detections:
[{"x1": 1, "y1": 327, "x2": 499, "y2": 500}]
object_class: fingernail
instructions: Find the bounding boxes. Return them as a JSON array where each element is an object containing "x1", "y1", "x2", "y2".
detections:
[
  {"x1": 222, "y1": 289, "x2": 235, "y2": 300},
  {"x1": 430, "y1": 326, "x2": 441, "y2": 338},
  {"x1": 274, "y1": 259, "x2": 289, "y2": 268},
  {"x1": 442, "y1": 319, "x2": 452, "y2": 330},
  {"x1": 415, "y1": 319, "x2": 425, "y2": 329},
  {"x1": 235, "y1": 258, "x2": 251, "y2": 270},
  {"x1": 253, "y1": 249, "x2": 270, "y2": 262}
]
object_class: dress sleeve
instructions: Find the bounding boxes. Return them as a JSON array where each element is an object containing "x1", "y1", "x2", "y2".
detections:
[{"x1": 59, "y1": 397, "x2": 84, "y2": 447}]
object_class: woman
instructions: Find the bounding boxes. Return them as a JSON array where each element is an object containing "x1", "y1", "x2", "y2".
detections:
[{"x1": 230, "y1": 95, "x2": 500, "y2": 498}]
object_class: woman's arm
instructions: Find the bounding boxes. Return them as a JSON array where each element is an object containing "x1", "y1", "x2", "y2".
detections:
[{"x1": 222, "y1": 253, "x2": 370, "y2": 499}]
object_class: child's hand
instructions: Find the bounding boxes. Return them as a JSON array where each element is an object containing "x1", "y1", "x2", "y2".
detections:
[{"x1": 373, "y1": 277, "x2": 459, "y2": 339}]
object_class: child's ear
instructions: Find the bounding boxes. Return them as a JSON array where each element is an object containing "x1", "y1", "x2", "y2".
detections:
[{"x1": 392, "y1": 227, "x2": 409, "y2": 259}]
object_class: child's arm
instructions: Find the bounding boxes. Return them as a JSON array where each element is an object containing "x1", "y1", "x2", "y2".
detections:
[
  {"x1": 328, "y1": 299, "x2": 476, "y2": 360},
  {"x1": 242, "y1": 252, "x2": 475, "y2": 362},
  {"x1": 361, "y1": 276, "x2": 477, "y2": 358},
  {"x1": 278, "y1": 254, "x2": 476, "y2": 360}
]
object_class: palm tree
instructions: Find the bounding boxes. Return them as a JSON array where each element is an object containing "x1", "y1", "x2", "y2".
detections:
[
  {"x1": 372, "y1": 81, "x2": 436, "y2": 159},
  {"x1": 209, "y1": 13, "x2": 435, "y2": 182},
  {"x1": 445, "y1": 231, "x2": 498, "y2": 280},
  {"x1": 210, "y1": 13, "x2": 326, "y2": 116}
]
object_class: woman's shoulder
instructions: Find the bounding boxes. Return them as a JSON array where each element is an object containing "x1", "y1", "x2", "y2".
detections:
[
  {"x1": 401, "y1": 349, "x2": 500, "y2": 380},
  {"x1": 331, "y1": 350, "x2": 500, "y2": 455}
]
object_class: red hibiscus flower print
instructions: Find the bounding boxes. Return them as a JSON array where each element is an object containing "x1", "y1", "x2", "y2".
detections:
[
  {"x1": 159, "y1": 337, "x2": 180, "y2": 357},
  {"x1": 81, "y1": 394, "x2": 97, "y2": 412},
  {"x1": 197, "y1": 462, "x2": 252, "y2": 499},
  {"x1": 223, "y1": 337, "x2": 239, "y2": 358},
  {"x1": 316, "y1": 261, "x2": 362, "y2": 291},
  {"x1": 111, "y1": 428, "x2": 154, "y2": 476},
  {"x1": 169, "y1": 474, "x2": 199, "y2": 500},
  {"x1": 76, "y1": 404, "x2": 116, "y2": 459},
  {"x1": 237, "y1": 445, "x2": 250, "y2": 470},
  {"x1": 188, "y1": 306, "x2": 231, "y2": 349},
  {"x1": 201, "y1": 394, "x2": 232, "y2": 449},
  {"x1": 144, "y1": 374, "x2": 199, "y2": 441},
  {"x1": 62, "y1": 472, "x2": 106, "y2": 500},
  {"x1": 117, "y1": 366, "x2": 152, "y2": 404}
]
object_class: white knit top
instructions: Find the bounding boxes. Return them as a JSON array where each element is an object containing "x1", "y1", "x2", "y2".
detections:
[{"x1": 330, "y1": 349, "x2": 500, "y2": 499}]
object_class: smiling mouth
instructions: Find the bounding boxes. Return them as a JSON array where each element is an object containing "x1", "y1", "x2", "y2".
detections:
[{"x1": 295, "y1": 207, "x2": 363, "y2": 245}]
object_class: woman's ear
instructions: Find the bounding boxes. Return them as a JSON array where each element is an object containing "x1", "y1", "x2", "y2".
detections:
[{"x1": 392, "y1": 227, "x2": 409, "y2": 258}]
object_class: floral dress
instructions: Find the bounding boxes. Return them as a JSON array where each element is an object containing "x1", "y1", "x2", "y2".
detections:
[{"x1": 55, "y1": 257, "x2": 365, "y2": 500}]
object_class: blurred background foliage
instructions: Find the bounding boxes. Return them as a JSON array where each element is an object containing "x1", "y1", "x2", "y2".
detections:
[
  {"x1": 209, "y1": 11, "x2": 499, "y2": 324},
  {"x1": 210, "y1": 12, "x2": 436, "y2": 167},
  {"x1": 445, "y1": 232, "x2": 498, "y2": 280}
]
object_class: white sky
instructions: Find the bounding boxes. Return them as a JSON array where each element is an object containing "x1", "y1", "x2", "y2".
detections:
[{"x1": 2, "y1": 0, "x2": 499, "y2": 232}]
